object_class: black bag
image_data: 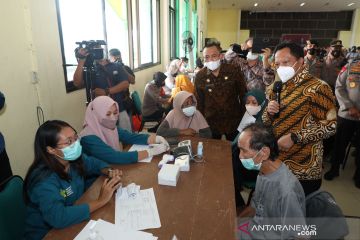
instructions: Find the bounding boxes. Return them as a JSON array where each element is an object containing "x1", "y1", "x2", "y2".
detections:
[{"x1": 305, "y1": 190, "x2": 348, "y2": 239}]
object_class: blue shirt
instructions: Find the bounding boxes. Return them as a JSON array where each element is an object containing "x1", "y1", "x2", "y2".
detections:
[
  {"x1": 94, "y1": 62, "x2": 129, "y2": 111},
  {"x1": 24, "y1": 154, "x2": 108, "y2": 240},
  {"x1": 81, "y1": 128, "x2": 149, "y2": 164}
]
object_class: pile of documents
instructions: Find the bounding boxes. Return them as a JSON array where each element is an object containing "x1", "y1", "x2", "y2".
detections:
[{"x1": 75, "y1": 184, "x2": 161, "y2": 239}]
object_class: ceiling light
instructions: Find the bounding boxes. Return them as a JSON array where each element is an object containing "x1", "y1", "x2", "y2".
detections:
[
  {"x1": 300, "y1": 2, "x2": 306, "y2": 7},
  {"x1": 348, "y1": 3, "x2": 355, "y2": 6},
  {"x1": 254, "y1": 3, "x2": 258, "y2": 7}
]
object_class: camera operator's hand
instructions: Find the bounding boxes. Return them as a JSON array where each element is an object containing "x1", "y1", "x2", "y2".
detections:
[{"x1": 75, "y1": 48, "x2": 89, "y2": 60}]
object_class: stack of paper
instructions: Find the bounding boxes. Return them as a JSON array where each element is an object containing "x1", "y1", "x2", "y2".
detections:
[
  {"x1": 115, "y1": 186, "x2": 161, "y2": 231},
  {"x1": 74, "y1": 219, "x2": 157, "y2": 240}
]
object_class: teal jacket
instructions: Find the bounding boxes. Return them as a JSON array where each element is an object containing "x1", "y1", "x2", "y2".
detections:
[
  {"x1": 80, "y1": 128, "x2": 149, "y2": 164},
  {"x1": 24, "y1": 154, "x2": 108, "y2": 240}
]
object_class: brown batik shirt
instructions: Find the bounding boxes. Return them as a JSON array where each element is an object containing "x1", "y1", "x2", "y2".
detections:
[{"x1": 194, "y1": 63, "x2": 247, "y2": 134}]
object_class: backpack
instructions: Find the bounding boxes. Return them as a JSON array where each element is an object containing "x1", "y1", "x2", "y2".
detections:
[{"x1": 305, "y1": 190, "x2": 348, "y2": 239}]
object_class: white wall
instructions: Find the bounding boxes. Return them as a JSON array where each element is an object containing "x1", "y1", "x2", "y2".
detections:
[{"x1": 0, "y1": 0, "x2": 170, "y2": 177}]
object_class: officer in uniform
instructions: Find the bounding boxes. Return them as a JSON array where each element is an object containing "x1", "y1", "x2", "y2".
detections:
[
  {"x1": 304, "y1": 40, "x2": 323, "y2": 79},
  {"x1": 195, "y1": 40, "x2": 247, "y2": 141},
  {"x1": 324, "y1": 56, "x2": 360, "y2": 188},
  {"x1": 321, "y1": 40, "x2": 347, "y2": 92}
]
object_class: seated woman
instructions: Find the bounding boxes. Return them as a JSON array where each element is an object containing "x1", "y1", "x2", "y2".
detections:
[
  {"x1": 23, "y1": 120, "x2": 122, "y2": 240},
  {"x1": 156, "y1": 91, "x2": 212, "y2": 138},
  {"x1": 142, "y1": 72, "x2": 170, "y2": 122},
  {"x1": 231, "y1": 90, "x2": 267, "y2": 209},
  {"x1": 170, "y1": 74, "x2": 194, "y2": 101},
  {"x1": 80, "y1": 96, "x2": 169, "y2": 164}
]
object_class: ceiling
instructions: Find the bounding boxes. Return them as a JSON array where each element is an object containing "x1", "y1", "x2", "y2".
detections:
[{"x1": 207, "y1": 0, "x2": 360, "y2": 12}]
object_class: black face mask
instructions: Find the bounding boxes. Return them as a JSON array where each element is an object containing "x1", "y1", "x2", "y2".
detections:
[
  {"x1": 308, "y1": 48, "x2": 317, "y2": 56},
  {"x1": 331, "y1": 50, "x2": 340, "y2": 58},
  {"x1": 0, "y1": 91, "x2": 5, "y2": 111}
]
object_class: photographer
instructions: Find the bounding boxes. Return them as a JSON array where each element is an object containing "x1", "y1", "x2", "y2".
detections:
[
  {"x1": 304, "y1": 39, "x2": 323, "y2": 78},
  {"x1": 73, "y1": 45, "x2": 134, "y2": 132}
]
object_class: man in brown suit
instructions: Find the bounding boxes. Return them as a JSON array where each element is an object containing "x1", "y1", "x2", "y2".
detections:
[{"x1": 194, "y1": 40, "x2": 247, "y2": 141}]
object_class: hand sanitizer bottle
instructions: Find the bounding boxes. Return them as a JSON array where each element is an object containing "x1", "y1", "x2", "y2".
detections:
[{"x1": 197, "y1": 142, "x2": 203, "y2": 159}]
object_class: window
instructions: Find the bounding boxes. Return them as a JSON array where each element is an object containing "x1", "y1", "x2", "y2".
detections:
[
  {"x1": 169, "y1": 0, "x2": 177, "y2": 60},
  {"x1": 56, "y1": 0, "x2": 160, "y2": 92},
  {"x1": 131, "y1": 0, "x2": 160, "y2": 69}
]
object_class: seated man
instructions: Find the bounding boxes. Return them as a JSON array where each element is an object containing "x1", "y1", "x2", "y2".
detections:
[{"x1": 237, "y1": 123, "x2": 306, "y2": 239}]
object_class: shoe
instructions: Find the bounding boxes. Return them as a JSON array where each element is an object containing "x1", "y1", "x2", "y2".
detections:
[{"x1": 324, "y1": 167, "x2": 339, "y2": 180}]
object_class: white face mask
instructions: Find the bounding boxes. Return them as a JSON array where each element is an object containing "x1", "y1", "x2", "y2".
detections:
[
  {"x1": 182, "y1": 106, "x2": 196, "y2": 117},
  {"x1": 277, "y1": 61, "x2": 298, "y2": 83},
  {"x1": 205, "y1": 59, "x2": 221, "y2": 71},
  {"x1": 245, "y1": 104, "x2": 261, "y2": 116},
  {"x1": 246, "y1": 52, "x2": 258, "y2": 61}
]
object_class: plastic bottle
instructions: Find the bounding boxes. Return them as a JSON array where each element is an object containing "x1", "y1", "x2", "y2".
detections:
[{"x1": 197, "y1": 142, "x2": 203, "y2": 158}]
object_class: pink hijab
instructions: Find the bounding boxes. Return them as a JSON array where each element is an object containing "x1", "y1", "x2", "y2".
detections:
[
  {"x1": 80, "y1": 96, "x2": 120, "y2": 150},
  {"x1": 165, "y1": 91, "x2": 209, "y2": 132}
]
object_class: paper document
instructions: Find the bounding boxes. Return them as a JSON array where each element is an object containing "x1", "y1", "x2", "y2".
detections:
[
  {"x1": 74, "y1": 219, "x2": 158, "y2": 240},
  {"x1": 115, "y1": 187, "x2": 161, "y2": 231},
  {"x1": 128, "y1": 144, "x2": 153, "y2": 163},
  {"x1": 237, "y1": 111, "x2": 256, "y2": 133}
]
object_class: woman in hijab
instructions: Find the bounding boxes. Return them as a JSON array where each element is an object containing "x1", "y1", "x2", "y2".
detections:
[
  {"x1": 170, "y1": 74, "x2": 195, "y2": 100},
  {"x1": 80, "y1": 96, "x2": 169, "y2": 164},
  {"x1": 231, "y1": 89, "x2": 267, "y2": 209},
  {"x1": 156, "y1": 91, "x2": 211, "y2": 138}
]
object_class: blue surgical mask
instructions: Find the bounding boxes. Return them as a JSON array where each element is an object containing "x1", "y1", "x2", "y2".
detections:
[
  {"x1": 60, "y1": 140, "x2": 82, "y2": 161},
  {"x1": 240, "y1": 150, "x2": 262, "y2": 170},
  {"x1": 182, "y1": 106, "x2": 196, "y2": 117}
]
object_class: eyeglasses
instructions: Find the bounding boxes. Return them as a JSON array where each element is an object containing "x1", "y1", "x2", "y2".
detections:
[{"x1": 57, "y1": 134, "x2": 79, "y2": 147}]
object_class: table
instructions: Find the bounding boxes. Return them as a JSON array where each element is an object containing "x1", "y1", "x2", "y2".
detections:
[{"x1": 44, "y1": 137, "x2": 236, "y2": 240}]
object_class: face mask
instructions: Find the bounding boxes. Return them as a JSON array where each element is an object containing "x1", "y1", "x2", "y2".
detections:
[
  {"x1": 245, "y1": 104, "x2": 261, "y2": 116},
  {"x1": 308, "y1": 48, "x2": 316, "y2": 56},
  {"x1": 247, "y1": 52, "x2": 258, "y2": 61},
  {"x1": 205, "y1": 59, "x2": 221, "y2": 71},
  {"x1": 277, "y1": 61, "x2": 297, "y2": 83},
  {"x1": 240, "y1": 150, "x2": 262, "y2": 171},
  {"x1": 60, "y1": 140, "x2": 82, "y2": 161},
  {"x1": 0, "y1": 91, "x2": 5, "y2": 111},
  {"x1": 100, "y1": 117, "x2": 118, "y2": 129},
  {"x1": 331, "y1": 50, "x2": 340, "y2": 58},
  {"x1": 182, "y1": 106, "x2": 196, "y2": 117}
]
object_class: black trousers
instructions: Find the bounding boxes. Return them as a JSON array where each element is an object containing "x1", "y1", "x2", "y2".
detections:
[
  {"x1": 299, "y1": 179, "x2": 322, "y2": 196},
  {"x1": 331, "y1": 116, "x2": 360, "y2": 179}
]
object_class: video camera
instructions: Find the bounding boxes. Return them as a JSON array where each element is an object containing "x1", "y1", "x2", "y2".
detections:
[{"x1": 75, "y1": 40, "x2": 106, "y2": 60}]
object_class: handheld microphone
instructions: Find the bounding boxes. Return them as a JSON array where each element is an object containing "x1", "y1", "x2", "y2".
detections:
[{"x1": 273, "y1": 81, "x2": 283, "y2": 118}]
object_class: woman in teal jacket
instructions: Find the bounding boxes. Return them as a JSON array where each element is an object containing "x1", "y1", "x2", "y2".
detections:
[
  {"x1": 23, "y1": 120, "x2": 122, "y2": 240},
  {"x1": 80, "y1": 96, "x2": 170, "y2": 164}
]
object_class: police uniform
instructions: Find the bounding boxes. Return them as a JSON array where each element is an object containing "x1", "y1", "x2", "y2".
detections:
[
  {"x1": 230, "y1": 57, "x2": 275, "y2": 91},
  {"x1": 325, "y1": 58, "x2": 360, "y2": 186},
  {"x1": 194, "y1": 63, "x2": 247, "y2": 140}
]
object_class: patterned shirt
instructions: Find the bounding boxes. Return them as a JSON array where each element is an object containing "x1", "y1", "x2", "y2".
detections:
[
  {"x1": 304, "y1": 56, "x2": 323, "y2": 79},
  {"x1": 194, "y1": 63, "x2": 247, "y2": 134},
  {"x1": 262, "y1": 67, "x2": 337, "y2": 180},
  {"x1": 231, "y1": 57, "x2": 275, "y2": 91}
]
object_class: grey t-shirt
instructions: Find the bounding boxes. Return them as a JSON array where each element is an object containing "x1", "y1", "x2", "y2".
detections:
[{"x1": 239, "y1": 163, "x2": 306, "y2": 240}]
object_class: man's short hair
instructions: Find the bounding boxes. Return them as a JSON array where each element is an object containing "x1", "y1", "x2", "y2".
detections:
[
  {"x1": 181, "y1": 57, "x2": 188, "y2": 62},
  {"x1": 308, "y1": 40, "x2": 319, "y2": 48},
  {"x1": 202, "y1": 39, "x2": 222, "y2": 52},
  {"x1": 242, "y1": 122, "x2": 279, "y2": 161},
  {"x1": 274, "y1": 42, "x2": 304, "y2": 59},
  {"x1": 109, "y1": 48, "x2": 121, "y2": 57}
]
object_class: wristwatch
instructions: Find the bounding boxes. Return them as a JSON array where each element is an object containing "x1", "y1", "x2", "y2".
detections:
[
  {"x1": 105, "y1": 88, "x2": 110, "y2": 96},
  {"x1": 107, "y1": 167, "x2": 114, "y2": 177},
  {"x1": 290, "y1": 133, "x2": 299, "y2": 144}
]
